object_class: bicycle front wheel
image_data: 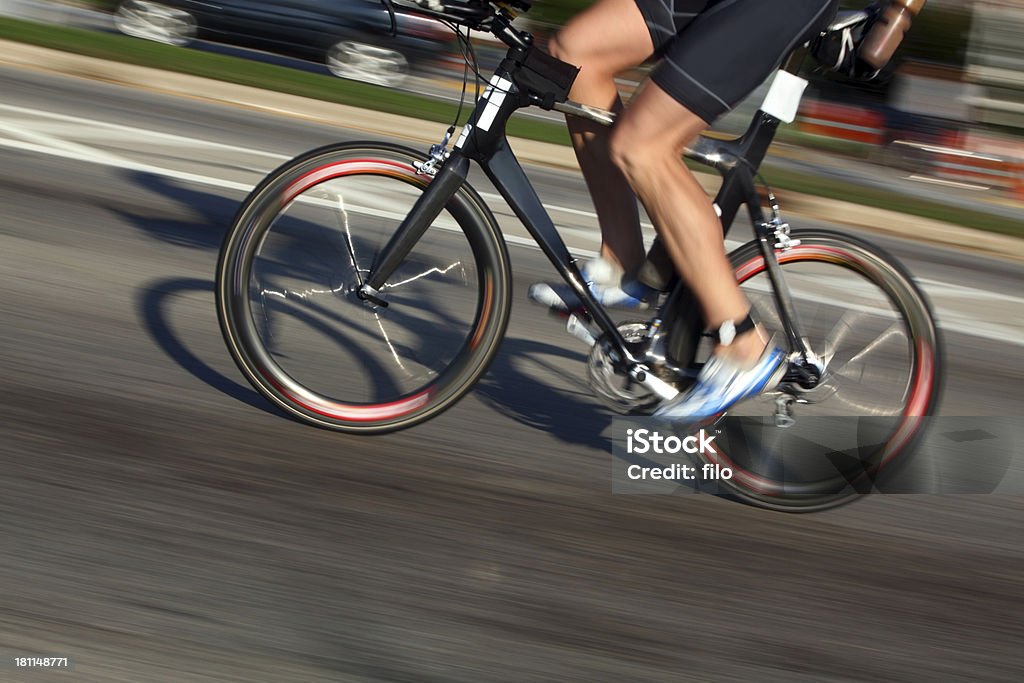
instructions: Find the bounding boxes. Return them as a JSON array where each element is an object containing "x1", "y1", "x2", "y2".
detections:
[
  {"x1": 217, "y1": 142, "x2": 511, "y2": 433},
  {"x1": 703, "y1": 230, "x2": 942, "y2": 512}
]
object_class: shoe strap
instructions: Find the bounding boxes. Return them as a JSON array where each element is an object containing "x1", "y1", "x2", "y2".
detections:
[{"x1": 710, "y1": 311, "x2": 757, "y2": 346}]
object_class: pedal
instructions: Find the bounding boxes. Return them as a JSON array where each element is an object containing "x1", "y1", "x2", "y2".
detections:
[{"x1": 774, "y1": 394, "x2": 796, "y2": 428}]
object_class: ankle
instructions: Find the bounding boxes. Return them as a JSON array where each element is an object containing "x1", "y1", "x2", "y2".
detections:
[
  {"x1": 714, "y1": 329, "x2": 767, "y2": 365},
  {"x1": 596, "y1": 252, "x2": 646, "y2": 282}
]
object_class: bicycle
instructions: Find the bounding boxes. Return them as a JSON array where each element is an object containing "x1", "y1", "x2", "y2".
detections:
[{"x1": 216, "y1": 1, "x2": 942, "y2": 511}]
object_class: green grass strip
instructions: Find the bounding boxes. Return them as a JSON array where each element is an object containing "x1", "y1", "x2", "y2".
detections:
[
  {"x1": 1, "y1": 16, "x2": 1019, "y2": 237},
  {"x1": 0, "y1": 17, "x2": 569, "y2": 144}
]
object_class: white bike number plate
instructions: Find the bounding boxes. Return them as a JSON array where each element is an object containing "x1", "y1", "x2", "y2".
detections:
[
  {"x1": 454, "y1": 75, "x2": 513, "y2": 149},
  {"x1": 761, "y1": 70, "x2": 808, "y2": 124},
  {"x1": 477, "y1": 75, "x2": 512, "y2": 132}
]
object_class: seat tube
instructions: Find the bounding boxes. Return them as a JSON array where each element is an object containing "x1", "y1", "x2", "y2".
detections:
[{"x1": 745, "y1": 176, "x2": 809, "y2": 356}]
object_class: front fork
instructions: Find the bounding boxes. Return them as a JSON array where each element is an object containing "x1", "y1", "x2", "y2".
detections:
[{"x1": 358, "y1": 152, "x2": 471, "y2": 306}]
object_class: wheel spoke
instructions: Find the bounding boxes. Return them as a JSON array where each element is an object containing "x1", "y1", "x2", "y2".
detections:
[{"x1": 333, "y1": 193, "x2": 363, "y2": 280}]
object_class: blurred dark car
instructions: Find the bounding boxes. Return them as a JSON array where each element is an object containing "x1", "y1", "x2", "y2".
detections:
[{"x1": 113, "y1": 0, "x2": 451, "y2": 86}]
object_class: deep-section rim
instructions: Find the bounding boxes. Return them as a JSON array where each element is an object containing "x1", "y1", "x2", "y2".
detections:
[
  {"x1": 702, "y1": 229, "x2": 943, "y2": 512},
  {"x1": 216, "y1": 142, "x2": 511, "y2": 433}
]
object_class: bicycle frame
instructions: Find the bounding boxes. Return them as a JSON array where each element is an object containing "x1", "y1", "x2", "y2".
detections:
[{"x1": 361, "y1": 16, "x2": 813, "y2": 399}]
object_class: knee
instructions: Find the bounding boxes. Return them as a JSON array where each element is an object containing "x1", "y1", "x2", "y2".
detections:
[
  {"x1": 610, "y1": 110, "x2": 704, "y2": 185},
  {"x1": 548, "y1": 31, "x2": 584, "y2": 69},
  {"x1": 609, "y1": 126, "x2": 660, "y2": 185},
  {"x1": 549, "y1": 27, "x2": 611, "y2": 79},
  {"x1": 548, "y1": 32, "x2": 569, "y2": 62}
]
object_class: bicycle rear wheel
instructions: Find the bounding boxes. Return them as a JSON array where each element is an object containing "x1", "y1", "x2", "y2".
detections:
[
  {"x1": 217, "y1": 142, "x2": 511, "y2": 433},
  {"x1": 699, "y1": 230, "x2": 942, "y2": 512}
]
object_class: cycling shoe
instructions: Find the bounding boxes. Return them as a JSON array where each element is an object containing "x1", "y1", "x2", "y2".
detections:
[
  {"x1": 528, "y1": 259, "x2": 654, "y2": 312},
  {"x1": 654, "y1": 343, "x2": 787, "y2": 422}
]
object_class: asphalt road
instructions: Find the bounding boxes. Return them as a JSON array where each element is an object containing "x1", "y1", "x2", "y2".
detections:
[{"x1": 2, "y1": 66, "x2": 1023, "y2": 682}]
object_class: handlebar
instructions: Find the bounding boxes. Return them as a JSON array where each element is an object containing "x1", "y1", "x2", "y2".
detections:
[{"x1": 389, "y1": 0, "x2": 534, "y2": 40}]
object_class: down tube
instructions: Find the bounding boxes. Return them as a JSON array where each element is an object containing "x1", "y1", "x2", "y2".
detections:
[{"x1": 481, "y1": 140, "x2": 632, "y2": 352}]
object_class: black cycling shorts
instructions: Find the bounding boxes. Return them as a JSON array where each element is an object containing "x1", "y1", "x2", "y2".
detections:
[{"x1": 635, "y1": 0, "x2": 839, "y2": 123}]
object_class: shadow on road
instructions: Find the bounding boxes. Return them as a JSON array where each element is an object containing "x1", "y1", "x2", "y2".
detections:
[
  {"x1": 136, "y1": 276, "x2": 283, "y2": 417},
  {"x1": 474, "y1": 336, "x2": 612, "y2": 451},
  {"x1": 112, "y1": 170, "x2": 240, "y2": 250}
]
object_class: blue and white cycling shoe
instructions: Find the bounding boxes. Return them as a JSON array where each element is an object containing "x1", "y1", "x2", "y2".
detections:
[
  {"x1": 654, "y1": 343, "x2": 788, "y2": 422},
  {"x1": 528, "y1": 258, "x2": 654, "y2": 312}
]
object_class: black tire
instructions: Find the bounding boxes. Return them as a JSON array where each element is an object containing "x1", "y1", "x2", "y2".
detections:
[
  {"x1": 114, "y1": 0, "x2": 197, "y2": 46},
  {"x1": 216, "y1": 142, "x2": 511, "y2": 433},
  {"x1": 692, "y1": 230, "x2": 943, "y2": 512}
]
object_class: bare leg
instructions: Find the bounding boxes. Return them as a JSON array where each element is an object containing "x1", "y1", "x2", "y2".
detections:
[
  {"x1": 550, "y1": 0, "x2": 765, "y2": 364},
  {"x1": 549, "y1": 0, "x2": 654, "y2": 275},
  {"x1": 610, "y1": 82, "x2": 767, "y2": 363}
]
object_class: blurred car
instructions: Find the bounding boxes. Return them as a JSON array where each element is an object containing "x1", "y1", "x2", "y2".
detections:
[{"x1": 113, "y1": 0, "x2": 451, "y2": 86}]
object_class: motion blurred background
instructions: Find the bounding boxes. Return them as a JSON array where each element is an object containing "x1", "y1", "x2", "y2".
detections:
[
  {"x1": 6, "y1": 0, "x2": 1024, "y2": 201},
  {"x1": 1, "y1": 1, "x2": 1022, "y2": 681}
]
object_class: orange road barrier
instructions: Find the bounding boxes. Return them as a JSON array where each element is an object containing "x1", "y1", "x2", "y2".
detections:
[
  {"x1": 797, "y1": 101, "x2": 886, "y2": 145},
  {"x1": 892, "y1": 139, "x2": 1024, "y2": 199}
]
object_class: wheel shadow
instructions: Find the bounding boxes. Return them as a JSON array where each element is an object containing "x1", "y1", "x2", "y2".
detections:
[
  {"x1": 136, "y1": 277, "x2": 283, "y2": 417},
  {"x1": 473, "y1": 336, "x2": 613, "y2": 451},
  {"x1": 119, "y1": 169, "x2": 610, "y2": 448}
]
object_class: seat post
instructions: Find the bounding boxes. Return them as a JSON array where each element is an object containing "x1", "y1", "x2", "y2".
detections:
[{"x1": 783, "y1": 43, "x2": 810, "y2": 75}]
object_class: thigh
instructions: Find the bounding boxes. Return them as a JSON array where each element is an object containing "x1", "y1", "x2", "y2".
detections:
[
  {"x1": 554, "y1": 0, "x2": 660, "y2": 76},
  {"x1": 650, "y1": 0, "x2": 839, "y2": 124},
  {"x1": 634, "y1": 0, "x2": 714, "y2": 55}
]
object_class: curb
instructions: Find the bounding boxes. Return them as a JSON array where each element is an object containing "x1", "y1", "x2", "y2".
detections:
[{"x1": 1, "y1": 38, "x2": 1022, "y2": 262}]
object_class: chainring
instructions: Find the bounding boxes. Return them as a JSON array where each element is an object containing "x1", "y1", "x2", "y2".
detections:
[{"x1": 586, "y1": 321, "x2": 663, "y2": 415}]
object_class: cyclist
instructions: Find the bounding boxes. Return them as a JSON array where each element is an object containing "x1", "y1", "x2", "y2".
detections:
[{"x1": 528, "y1": 0, "x2": 840, "y2": 419}]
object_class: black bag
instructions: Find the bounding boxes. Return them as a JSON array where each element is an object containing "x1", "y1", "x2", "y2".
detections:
[
  {"x1": 810, "y1": 6, "x2": 884, "y2": 80},
  {"x1": 508, "y1": 46, "x2": 579, "y2": 109}
]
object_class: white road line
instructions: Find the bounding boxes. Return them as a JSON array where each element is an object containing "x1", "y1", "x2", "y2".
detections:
[
  {"x1": 478, "y1": 189, "x2": 657, "y2": 230},
  {"x1": 0, "y1": 136, "x2": 256, "y2": 194},
  {"x1": 919, "y1": 278, "x2": 1024, "y2": 307},
  {"x1": 0, "y1": 103, "x2": 290, "y2": 159},
  {"x1": 0, "y1": 104, "x2": 614, "y2": 222},
  {"x1": 907, "y1": 175, "x2": 990, "y2": 192},
  {"x1": 0, "y1": 120, "x2": 130, "y2": 166},
  {"x1": 0, "y1": 133, "x2": 569, "y2": 257}
]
